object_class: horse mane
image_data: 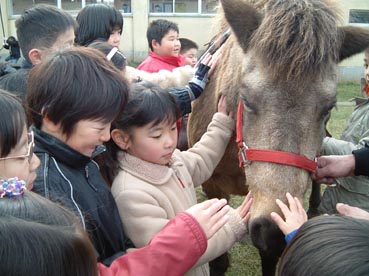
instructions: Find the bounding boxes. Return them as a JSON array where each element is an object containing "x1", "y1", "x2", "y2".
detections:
[{"x1": 249, "y1": 0, "x2": 343, "y2": 83}]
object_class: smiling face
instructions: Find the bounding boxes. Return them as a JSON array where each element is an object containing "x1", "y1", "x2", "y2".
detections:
[
  {"x1": 153, "y1": 29, "x2": 181, "y2": 57},
  {"x1": 0, "y1": 127, "x2": 40, "y2": 188},
  {"x1": 43, "y1": 119, "x2": 112, "y2": 157},
  {"x1": 117, "y1": 120, "x2": 178, "y2": 165}
]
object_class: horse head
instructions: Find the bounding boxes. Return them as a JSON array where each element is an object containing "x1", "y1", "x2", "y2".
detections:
[{"x1": 189, "y1": 0, "x2": 369, "y2": 275}]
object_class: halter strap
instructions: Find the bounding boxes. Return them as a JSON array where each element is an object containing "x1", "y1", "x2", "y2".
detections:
[{"x1": 236, "y1": 101, "x2": 317, "y2": 173}]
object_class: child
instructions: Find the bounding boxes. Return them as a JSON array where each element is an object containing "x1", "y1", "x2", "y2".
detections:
[
  {"x1": 138, "y1": 19, "x2": 186, "y2": 72},
  {"x1": 0, "y1": 90, "x2": 40, "y2": 185},
  {"x1": 0, "y1": 87, "x2": 234, "y2": 276},
  {"x1": 179, "y1": 38, "x2": 199, "y2": 67},
  {"x1": 75, "y1": 3, "x2": 123, "y2": 47},
  {"x1": 3, "y1": 36, "x2": 21, "y2": 64},
  {"x1": 26, "y1": 47, "x2": 132, "y2": 265},
  {"x1": 108, "y1": 81, "x2": 252, "y2": 276},
  {"x1": 0, "y1": 4, "x2": 76, "y2": 102},
  {"x1": 89, "y1": 41, "x2": 213, "y2": 117},
  {"x1": 75, "y1": 5, "x2": 194, "y2": 88}
]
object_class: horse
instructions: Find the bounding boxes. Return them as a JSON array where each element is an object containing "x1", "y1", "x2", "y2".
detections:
[{"x1": 187, "y1": 0, "x2": 369, "y2": 275}]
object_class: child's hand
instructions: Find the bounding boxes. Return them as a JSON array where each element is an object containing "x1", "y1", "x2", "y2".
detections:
[
  {"x1": 185, "y1": 198, "x2": 230, "y2": 240},
  {"x1": 270, "y1": 192, "x2": 307, "y2": 235},
  {"x1": 217, "y1": 95, "x2": 233, "y2": 118},
  {"x1": 236, "y1": 191, "x2": 253, "y2": 224}
]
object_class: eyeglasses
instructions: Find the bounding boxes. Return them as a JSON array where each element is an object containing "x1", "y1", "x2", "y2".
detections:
[{"x1": 0, "y1": 131, "x2": 34, "y2": 164}]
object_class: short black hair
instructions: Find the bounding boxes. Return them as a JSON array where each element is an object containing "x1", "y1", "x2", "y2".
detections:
[
  {"x1": 278, "y1": 215, "x2": 369, "y2": 276},
  {"x1": 0, "y1": 191, "x2": 98, "y2": 276},
  {"x1": 0, "y1": 89, "x2": 26, "y2": 157},
  {"x1": 179, "y1": 38, "x2": 198, "y2": 53},
  {"x1": 26, "y1": 47, "x2": 129, "y2": 138},
  {"x1": 147, "y1": 19, "x2": 179, "y2": 51},
  {"x1": 15, "y1": 4, "x2": 76, "y2": 64},
  {"x1": 75, "y1": 4, "x2": 123, "y2": 46}
]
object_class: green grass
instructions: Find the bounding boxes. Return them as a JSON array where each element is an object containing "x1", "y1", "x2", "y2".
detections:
[{"x1": 195, "y1": 81, "x2": 358, "y2": 276}]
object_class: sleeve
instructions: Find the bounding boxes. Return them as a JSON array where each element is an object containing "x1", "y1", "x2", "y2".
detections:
[
  {"x1": 168, "y1": 86, "x2": 193, "y2": 116},
  {"x1": 192, "y1": 208, "x2": 246, "y2": 267},
  {"x1": 125, "y1": 65, "x2": 194, "y2": 88},
  {"x1": 114, "y1": 186, "x2": 172, "y2": 248},
  {"x1": 97, "y1": 212, "x2": 207, "y2": 276},
  {"x1": 353, "y1": 145, "x2": 369, "y2": 176},
  {"x1": 180, "y1": 112, "x2": 235, "y2": 187}
]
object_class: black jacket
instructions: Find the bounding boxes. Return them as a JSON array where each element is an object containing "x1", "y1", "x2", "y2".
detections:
[
  {"x1": 353, "y1": 142, "x2": 369, "y2": 177},
  {"x1": 31, "y1": 126, "x2": 134, "y2": 264}
]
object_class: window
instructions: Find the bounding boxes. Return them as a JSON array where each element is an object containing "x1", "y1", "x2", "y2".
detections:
[
  {"x1": 149, "y1": 0, "x2": 218, "y2": 14},
  {"x1": 349, "y1": 10, "x2": 369, "y2": 24},
  {"x1": 9, "y1": 0, "x2": 132, "y2": 16}
]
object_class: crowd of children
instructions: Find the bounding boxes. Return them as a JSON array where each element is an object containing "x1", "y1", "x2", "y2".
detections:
[{"x1": 1, "y1": 3, "x2": 369, "y2": 276}]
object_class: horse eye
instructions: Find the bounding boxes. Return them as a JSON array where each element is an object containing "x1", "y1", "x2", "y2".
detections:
[{"x1": 241, "y1": 97, "x2": 257, "y2": 114}]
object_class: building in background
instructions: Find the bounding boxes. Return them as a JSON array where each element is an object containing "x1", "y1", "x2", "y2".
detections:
[{"x1": 1, "y1": 0, "x2": 368, "y2": 80}]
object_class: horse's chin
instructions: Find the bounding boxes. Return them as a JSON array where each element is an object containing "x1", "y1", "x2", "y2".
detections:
[{"x1": 249, "y1": 216, "x2": 285, "y2": 257}]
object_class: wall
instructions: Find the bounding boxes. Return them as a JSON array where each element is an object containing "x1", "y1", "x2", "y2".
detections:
[{"x1": 1, "y1": 0, "x2": 369, "y2": 81}]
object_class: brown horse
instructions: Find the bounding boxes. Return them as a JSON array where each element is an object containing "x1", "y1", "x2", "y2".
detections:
[{"x1": 188, "y1": 0, "x2": 369, "y2": 275}]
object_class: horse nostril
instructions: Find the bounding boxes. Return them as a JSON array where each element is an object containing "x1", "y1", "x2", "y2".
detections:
[{"x1": 249, "y1": 216, "x2": 285, "y2": 255}]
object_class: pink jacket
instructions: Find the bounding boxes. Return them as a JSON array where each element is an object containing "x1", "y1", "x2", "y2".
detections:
[
  {"x1": 98, "y1": 212, "x2": 207, "y2": 276},
  {"x1": 138, "y1": 51, "x2": 186, "y2": 73}
]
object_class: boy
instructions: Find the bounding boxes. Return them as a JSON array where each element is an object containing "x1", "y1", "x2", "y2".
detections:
[
  {"x1": 26, "y1": 47, "x2": 133, "y2": 265},
  {"x1": 0, "y1": 4, "x2": 76, "y2": 102},
  {"x1": 179, "y1": 38, "x2": 198, "y2": 67},
  {"x1": 138, "y1": 19, "x2": 186, "y2": 73}
]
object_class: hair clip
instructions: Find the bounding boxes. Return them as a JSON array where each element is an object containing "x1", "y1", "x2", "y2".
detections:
[{"x1": 0, "y1": 177, "x2": 27, "y2": 198}]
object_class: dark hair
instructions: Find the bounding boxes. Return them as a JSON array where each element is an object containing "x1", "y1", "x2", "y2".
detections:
[
  {"x1": 75, "y1": 4, "x2": 123, "y2": 46},
  {"x1": 26, "y1": 47, "x2": 129, "y2": 138},
  {"x1": 0, "y1": 191, "x2": 98, "y2": 276},
  {"x1": 6, "y1": 36, "x2": 18, "y2": 46},
  {"x1": 278, "y1": 215, "x2": 369, "y2": 276},
  {"x1": 0, "y1": 89, "x2": 26, "y2": 157},
  {"x1": 179, "y1": 38, "x2": 198, "y2": 53},
  {"x1": 147, "y1": 19, "x2": 179, "y2": 51},
  {"x1": 88, "y1": 40, "x2": 127, "y2": 71},
  {"x1": 106, "y1": 81, "x2": 180, "y2": 180},
  {"x1": 15, "y1": 4, "x2": 76, "y2": 64}
]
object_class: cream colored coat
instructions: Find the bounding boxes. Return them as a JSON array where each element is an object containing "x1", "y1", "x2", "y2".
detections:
[{"x1": 112, "y1": 113, "x2": 247, "y2": 276}]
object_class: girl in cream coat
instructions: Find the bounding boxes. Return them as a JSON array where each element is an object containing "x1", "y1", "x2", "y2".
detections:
[{"x1": 108, "y1": 81, "x2": 252, "y2": 276}]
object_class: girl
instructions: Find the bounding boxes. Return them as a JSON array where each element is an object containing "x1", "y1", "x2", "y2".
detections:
[
  {"x1": 0, "y1": 88, "x2": 234, "y2": 276},
  {"x1": 109, "y1": 81, "x2": 253, "y2": 276}
]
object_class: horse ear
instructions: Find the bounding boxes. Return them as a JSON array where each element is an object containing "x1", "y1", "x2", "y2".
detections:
[
  {"x1": 338, "y1": 26, "x2": 369, "y2": 62},
  {"x1": 220, "y1": 0, "x2": 262, "y2": 52}
]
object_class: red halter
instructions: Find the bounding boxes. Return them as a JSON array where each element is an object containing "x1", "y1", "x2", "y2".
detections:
[{"x1": 236, "y1": 101, "x2": 317, "y2": 173}]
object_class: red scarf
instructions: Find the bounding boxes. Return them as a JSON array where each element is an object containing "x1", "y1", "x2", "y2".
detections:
[{"x1": 365, "y1": 84, "x2": 369, "y2": 96}]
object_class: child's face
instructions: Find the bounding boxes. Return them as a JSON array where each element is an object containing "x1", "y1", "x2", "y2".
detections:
[
  {"x1": 107, "y1": 27, "x2": 122, "y2": 47},
  {"x1": 364, "y1": 52, "x2": 369, "y2": 84},
  {"x1": 46, "y1": 119, "x2": 112, "y2": 158},
  {"x1": 153, "y1": 29, "x2": 181, "y2": 57},
  {"x1": 182, "y1": 48, "x2": 198, "y2": 67},
  {"x1": 0, "y1": 127, "x2": 40, "y2": 188},
  {"x1": 123, "y1": 120, "x2": 177, "y2": 165}
]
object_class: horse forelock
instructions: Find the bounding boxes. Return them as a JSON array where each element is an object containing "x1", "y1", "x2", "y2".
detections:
[{"x1": 249, "y1": 0, "x2": 342, "y2": 83}]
